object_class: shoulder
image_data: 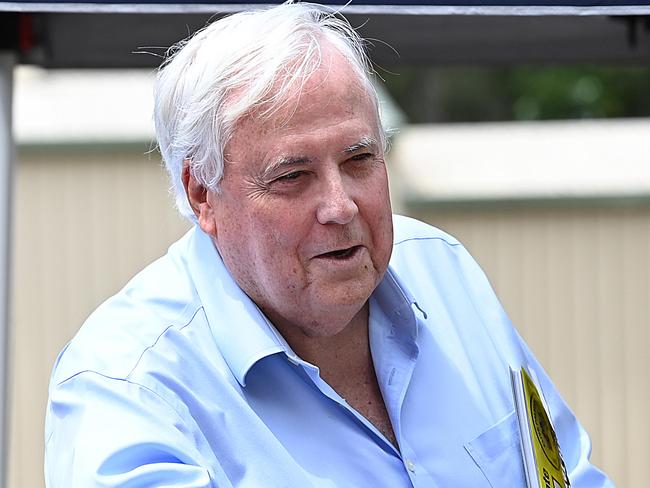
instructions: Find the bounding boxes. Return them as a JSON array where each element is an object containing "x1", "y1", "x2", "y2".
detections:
[
  {"x1": 388, "y1": 214, "x2": 526, "y2": 363},
  {"x1": 49, "y1": 230, "x2": 210, "y2": 387},
  {"x1": 389, "y1": 214, "x2": 496, "y2": 315},
  {"x1": 390, "y1": 214, "x2": 466, "y2": 276},
  {"x1": 392, "y1": 214, "x2": 461, "y2": 247}
]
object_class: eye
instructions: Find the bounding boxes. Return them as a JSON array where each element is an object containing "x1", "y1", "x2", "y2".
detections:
[
  {"x1": 276, "y1": 171, "x2": 305, "y2": 182},
  {"x1": 350, "y1": 152, "x2": 372, "y2": 162},
  {"x1": 269, "y1": 170, "x2": 310, "y2": 189}
]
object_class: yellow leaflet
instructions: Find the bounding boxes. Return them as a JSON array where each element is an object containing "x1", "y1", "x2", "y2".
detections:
[{"x1": 521, "y1": 367, "x2": 568, "y2": 488}]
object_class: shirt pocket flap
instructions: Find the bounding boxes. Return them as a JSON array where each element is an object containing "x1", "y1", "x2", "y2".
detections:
[{"x1": 464, "y1": 411, "x2": 527, "y2": 488}]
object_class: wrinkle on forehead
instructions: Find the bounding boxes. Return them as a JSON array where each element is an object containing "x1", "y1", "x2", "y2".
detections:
[{"x1": 223, "y1": 49, "x2": 380, "y2": 176}]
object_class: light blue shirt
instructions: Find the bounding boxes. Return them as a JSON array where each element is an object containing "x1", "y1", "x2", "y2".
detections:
[{"x1": 45, "y1": 215, "x2": 614, "y2": 487}]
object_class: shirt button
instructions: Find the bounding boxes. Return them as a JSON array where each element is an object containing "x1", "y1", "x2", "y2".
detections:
[{"x1": 405, "y1": 459, "x2": 416, "y2": 473}]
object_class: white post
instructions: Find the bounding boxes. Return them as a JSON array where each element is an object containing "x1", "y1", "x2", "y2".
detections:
[{"x1": 0, "y1": 51, "x2": 15, "y2": 488}]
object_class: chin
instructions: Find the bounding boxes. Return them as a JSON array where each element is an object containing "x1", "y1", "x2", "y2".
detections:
[
  {"x1": 309, "y1": 294, "x2": 372, "y2": 332},
  {"x1": 319, "y1": 289, "x2": 372, "y2": 313}
]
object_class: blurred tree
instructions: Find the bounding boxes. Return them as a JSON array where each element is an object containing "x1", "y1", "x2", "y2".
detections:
[{"x1": 383, "y1": 65, "x2": 650, "y2": 123}]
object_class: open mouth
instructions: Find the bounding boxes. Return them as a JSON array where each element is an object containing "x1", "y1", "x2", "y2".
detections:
[{"x1": 318, "y1": 245, "x2": 361, "y2": 260}]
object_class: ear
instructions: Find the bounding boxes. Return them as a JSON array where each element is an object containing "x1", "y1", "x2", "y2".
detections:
[{"x1": 182, "y1": 160, "x2": 218, "y2": 238}]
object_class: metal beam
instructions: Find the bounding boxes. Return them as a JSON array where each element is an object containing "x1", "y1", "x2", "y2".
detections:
[
  {"x1": 2, "y1": 2, "x2": 650, "y2": 15},
  {"x1": 0, "y1": 50, "x2": 14, "y2": 488},
  {"x1": 10, "y1": 12, "x2": 649, "y2": 69}
]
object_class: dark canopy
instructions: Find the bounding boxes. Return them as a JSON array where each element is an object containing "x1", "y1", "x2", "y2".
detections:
[{"x1": 0, "y1": 1, "x2": 649, "y2": 67}]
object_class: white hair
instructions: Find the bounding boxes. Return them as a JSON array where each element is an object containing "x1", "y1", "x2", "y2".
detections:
[{"x1": 153, "y1": 1, "x2": 384, "y2": 221}]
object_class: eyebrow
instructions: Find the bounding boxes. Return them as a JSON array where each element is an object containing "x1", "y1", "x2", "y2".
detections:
[
  {"x1": 260, "y1": 136, "x2": 379, "y2": 181},
  {"x1": 342, "y1": 136, "x2": 378, "y2": 155}
]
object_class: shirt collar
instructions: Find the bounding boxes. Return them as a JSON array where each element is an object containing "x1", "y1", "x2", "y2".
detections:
[
  {"x1": 186, "y1": 226, "x2": 288, "y2": 387},
  {"x1": 370, "y1": 267, "x2": 424, "y2": 357}
]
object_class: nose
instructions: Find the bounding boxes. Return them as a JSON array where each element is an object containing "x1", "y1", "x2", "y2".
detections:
[{"x1": 316, "y1": 174, "x2": 359, "y2": 225}]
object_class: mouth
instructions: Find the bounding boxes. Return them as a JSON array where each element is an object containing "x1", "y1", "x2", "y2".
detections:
[{"x1": 316, "y1": 245, "x2": 362, "y2": 260}]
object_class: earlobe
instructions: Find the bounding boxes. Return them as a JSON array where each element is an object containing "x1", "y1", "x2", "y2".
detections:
[{"x1": 181, "y1": 160, "x2": 218, "y2": 238}]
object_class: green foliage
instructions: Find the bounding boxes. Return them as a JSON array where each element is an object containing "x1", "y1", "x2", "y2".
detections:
[{"x1": 383, "y1": 65, "x2": 650, "y2": 123}]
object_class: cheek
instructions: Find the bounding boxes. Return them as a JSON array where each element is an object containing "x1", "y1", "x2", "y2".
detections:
[
  {"x1": 243, "y1": 216, "x2": 304, "y2": 273},
  {"x1": 362, "y1": 173, "x2": 391, "y2": 217},
  {"x1": 264, "y1": 209, "x2": 312, "y2": 247},
  {"x1": 375, "y1": 217, "x2": 393, "y2": 264},
  {"x1": 366, "y1": 179, "x2": 394, "y2": 268}
]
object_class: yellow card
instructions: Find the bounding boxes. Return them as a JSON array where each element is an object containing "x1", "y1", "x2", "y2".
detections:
[{"x1": 511, "y1": 367, "x2": 570, "y2": 488}]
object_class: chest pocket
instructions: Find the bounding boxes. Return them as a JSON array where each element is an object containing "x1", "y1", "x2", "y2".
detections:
[{"x1": 464, "y1": 411, "x2": 527, "y2": 488}]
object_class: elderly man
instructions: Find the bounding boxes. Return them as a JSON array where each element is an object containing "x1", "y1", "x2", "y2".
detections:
[{"x1": 45, "y1": 2, "x2": 613, "y2": 487}]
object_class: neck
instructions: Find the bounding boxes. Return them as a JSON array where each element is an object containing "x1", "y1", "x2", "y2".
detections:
[
  {"x1": 275, "y1": 302, "x2": 398, "y2": 448},
  {"x1": 278, "y1": 303, "x2": 372, "y2": 381},
  {"x1": 279, "y1": 302, "x2": 398, "y2": 447}
]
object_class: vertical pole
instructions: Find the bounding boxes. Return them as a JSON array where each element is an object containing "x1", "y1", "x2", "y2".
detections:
[{"x1": 0, "y1": 51, "x2": 15, "y2": 488}]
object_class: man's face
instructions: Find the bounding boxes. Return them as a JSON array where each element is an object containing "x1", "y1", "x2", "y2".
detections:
[{"x1": 197, "y1": 51, "x2": 393, "y2": 339}]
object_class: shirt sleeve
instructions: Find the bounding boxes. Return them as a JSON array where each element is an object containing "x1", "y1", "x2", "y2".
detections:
[
  {"x1": 449, "y1": 236, "x2": 616, "y2": 487},
  {"x1": 521, "y1": 341, "x2": 616, "y2": 488},
  {"x1": 45, "y1": 370, "x2": 232, "y2": 488}
]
